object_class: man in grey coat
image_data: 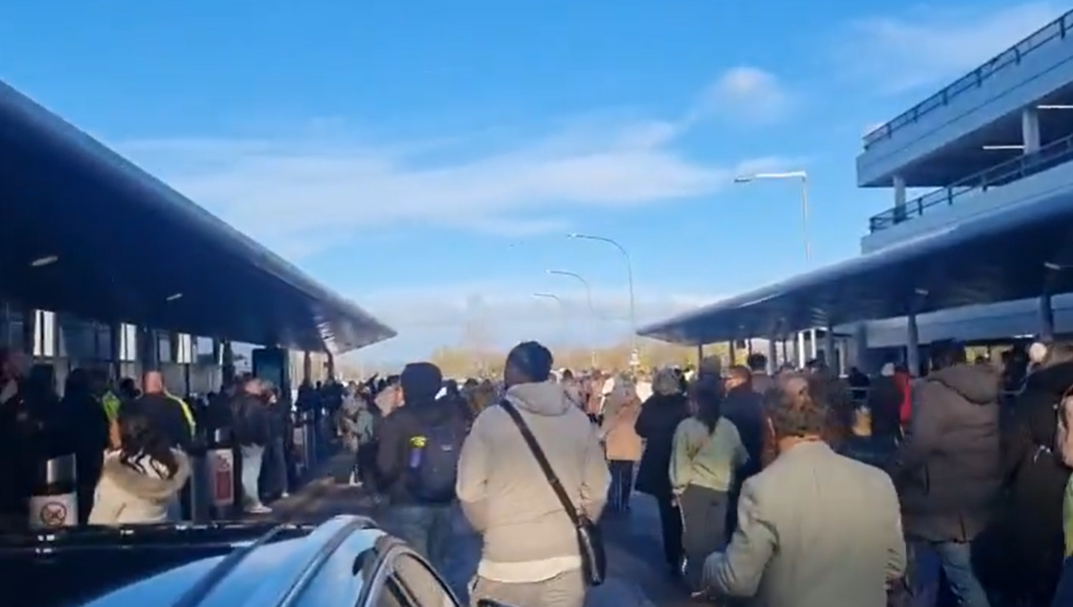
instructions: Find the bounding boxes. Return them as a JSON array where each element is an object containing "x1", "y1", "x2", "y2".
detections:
[{"x1": 701, "y1": 374, "x2": 906, "y2": 607}]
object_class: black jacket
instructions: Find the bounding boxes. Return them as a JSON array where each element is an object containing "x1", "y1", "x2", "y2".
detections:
[
  {"x1": 231, "y1": 393, "x2": 271, "y2": 447},
  {"x1": 634, "y1": 392, "x2": 690, "y2": 498},
  {"x1": 982, "y1": 361, "x2": 1073, "y2": 603},
  {"x1": 376, "y1": 400, "x2": 467, "y2": 505},
  {"x1": 123, "y1": 392, "x2": 193, "y2": 452},
  {"x1": 887, "y1": 364, "x2": 1002, "y2": 542},
  {"x1": 867, "y1": 376, "x2": 905, "y2": 440},
  {"x1": 721, "y1": 386, "x2": 764, "y2": 475}
]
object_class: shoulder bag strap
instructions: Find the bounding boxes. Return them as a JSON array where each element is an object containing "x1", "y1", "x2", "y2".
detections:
[{"x1": 500, "y1": 400, "x2": 584, "y2": 528}]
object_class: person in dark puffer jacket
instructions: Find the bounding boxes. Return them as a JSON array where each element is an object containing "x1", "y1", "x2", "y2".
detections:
[
  {"x1": 887, "y1": 345, "x2": 1001, "y2": 607},
  {"x1": 975, "y1": 344, "x2": 1073, "y2": 606}
]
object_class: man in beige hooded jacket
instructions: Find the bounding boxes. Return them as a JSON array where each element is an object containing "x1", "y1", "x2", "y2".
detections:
[{"x1": 457, "y1": 341, "x2": 609, "y2": 607}]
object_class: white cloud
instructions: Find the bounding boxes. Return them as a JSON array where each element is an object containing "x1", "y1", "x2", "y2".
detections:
[
  {"x1": 344, "y1": 281, "x2": 723, "y2": 363},
  {"x1": 844, "y1": 2, "x2": 1065, "y2": 93},
  {"x1": 690, "y1": 66, "x2": 791, "y2": 125},
  {"x1": 113, "y1": 66, "x2": 794, "y2": 255}
]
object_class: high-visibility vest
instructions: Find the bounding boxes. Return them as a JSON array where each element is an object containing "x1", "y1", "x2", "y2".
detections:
[
  {"x1": 100, "y1": 391, "x2": 122, "y2": 422},
  {"x1": 165, "y1": 392, "x2": 196, "y2": 435}
]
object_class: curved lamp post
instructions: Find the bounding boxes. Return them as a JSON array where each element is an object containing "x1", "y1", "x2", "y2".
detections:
[
  {"x1": 547, "y1": 269, "x2": 597, "y2": 368},
  {"x1": 567, "y1": 233, "x2": 638, "y2": 367}
]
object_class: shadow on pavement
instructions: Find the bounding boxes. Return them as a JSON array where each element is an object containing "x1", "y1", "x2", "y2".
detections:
[{"x1": 266, "y1": 472, "x2": 691, "y2": 607}]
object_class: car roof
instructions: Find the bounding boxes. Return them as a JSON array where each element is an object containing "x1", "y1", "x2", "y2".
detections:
[{"x1": 69, "y1": 516, "x2": 386, "y2": 607}]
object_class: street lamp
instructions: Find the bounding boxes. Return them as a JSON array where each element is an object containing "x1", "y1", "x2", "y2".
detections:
[
  {"x1": 547, "y1": 269, "x2": 598, "y2": 368},
  {"x1": 532, "y1": 292, "x2": 569, "y2": 346},
  {"x1": 733, "y1": 171, "x2": 810, "y2": 262},
  {"x1": 734, "y1": 170, "x2": 814, "y2": 363},
  {"x1": 567, "y1": 233, "x2": 638, "y2": 367}
]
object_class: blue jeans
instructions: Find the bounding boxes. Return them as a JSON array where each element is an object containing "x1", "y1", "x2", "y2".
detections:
[
  {"x1": 386, "y1": 504, "x2": 455, "y2": 571},
  {"x1": 240, "y1": 445, "x2": 265, "y2": 507},
  {"x1": 907, "y1": 539, "x2": 990, "y2": 607}
]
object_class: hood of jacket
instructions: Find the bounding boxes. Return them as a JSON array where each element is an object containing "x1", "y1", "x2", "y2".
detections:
[
  {"x1": 928, "y1": 363, "x2": 1000, "y2": 405},
  {"x1": 504, "y1": 380, "x2": 572, "y2": 417},
  {"x1": 1023, "y1": 360, "x2": 1073, "y2": 399},
  {"x1": 101, "y1": 450, "x2": 191, "y2": 502}
]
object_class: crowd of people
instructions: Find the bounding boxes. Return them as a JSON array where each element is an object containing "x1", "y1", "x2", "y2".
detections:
[
  {"x1": 5, "y1": 336, "x2": 1073, "y2": 607},
  {"x1": 0, "y1": 347, "x2": 349, "y2": 526},
  {"x1": 328, "y1": 341, "x2": 1073, "y2": 607}
]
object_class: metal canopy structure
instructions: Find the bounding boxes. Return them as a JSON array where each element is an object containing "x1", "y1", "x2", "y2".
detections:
[
  {"x1": 0, "y1": 81, "x2": 395, "y2": 353},
  {"x1": 638, "y1": 193, "x2": 1073, "y2": 345}
]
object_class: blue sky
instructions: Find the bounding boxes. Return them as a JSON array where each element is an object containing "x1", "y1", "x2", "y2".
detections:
[{"x1": 0, "y1": 0, "x2": 1062, "y2": 362}]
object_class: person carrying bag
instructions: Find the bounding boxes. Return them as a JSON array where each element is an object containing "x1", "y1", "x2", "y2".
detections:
[{"x1": 501, "y1": 400, "x2": 607, "y2": 586}]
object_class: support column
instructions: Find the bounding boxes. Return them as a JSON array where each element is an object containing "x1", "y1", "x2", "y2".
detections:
[
  {"x1": 796, "y1": 332, "x2": 806, "y2": 368},
  {"x1": 696, "y1": 344, "x2": 704, "y2": 367},
  {"x1": 221, "y1": 340, "x2": 235, "y2": 384},
  {"x1": 302, "y1": 351, "x2": 313, "y2": 383},
  {"x1": 766, "y1": 337, "x2": 777, "y2": 375},
  {"x1": 906, "y1": 314, "x2": 921, "y2": 377},
  {"x1": 326, "y1": 352, "x2": 336, "y2": 380},
  {"x1": 1022, "y1": 106, "x2": 1041, "y2": 154},
  {"x1": 728, "y1": 340, "x2": 737, "y2": 367},
  {"x1": 108, "y1": 324, "x2": 121, "y2": 380},
  {"x1": 1040, "y1": 293, "x2": 1055, "y2": 342},
  {"x1": 138, "y1": 326, "x2": 159, "y2": 373},
  {"x1": 893, "y1": 174, "x2": 907, "y2": 223},
  {"x1": 20, "y1": 308, "x2": 35, "y2": 358},
  {"x1": 823, "y1": 325, "x2": 835, "y2": 369},
  {"x1": 851, "y1": 323, "x2": 869, "y2": 373},
  {"x1": 809, "y1": 328, "x2": 818, "y2": 360}
]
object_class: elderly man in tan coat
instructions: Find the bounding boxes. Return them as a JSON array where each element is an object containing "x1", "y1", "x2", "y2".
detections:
[{"x1": 601, "y1": 375, "x2": 643, "y2": 512}]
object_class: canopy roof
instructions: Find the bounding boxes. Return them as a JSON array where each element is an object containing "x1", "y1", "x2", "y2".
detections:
[
  {"x1": 0, "y1": 81, "x2": 395, "y2": 353},
  {"x1": 639, "y1": 193, "x2": 1073, "y2": 345}
]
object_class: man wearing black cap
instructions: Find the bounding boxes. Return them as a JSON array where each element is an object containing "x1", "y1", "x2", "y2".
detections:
[{"x1": 377, "y1": 361, "x2": 466, "y2": 571}]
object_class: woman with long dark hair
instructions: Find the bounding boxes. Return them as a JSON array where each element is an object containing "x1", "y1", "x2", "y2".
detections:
[
  {"x1": 634, "y1": 368, "x2": 691, "y2": 575},
  {"x1": 670, "y1": 381, "x2": 747, "y2": 590},
  {"x1": 88, "y1": 411, "x2": 190, "y2": 525}
]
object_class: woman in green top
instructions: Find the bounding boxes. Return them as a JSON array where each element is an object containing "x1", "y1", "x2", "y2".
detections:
[{"x1": 670, "y1": 383, "x2": 749, "y2": 591}]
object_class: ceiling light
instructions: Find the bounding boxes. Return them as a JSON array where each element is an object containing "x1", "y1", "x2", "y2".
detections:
[
  {"x1": 1045, "y1": 262, "x2": 1063, "y2": 271},
  {"x1": 30, "y1": 255, "x2": 58, "y2": 267},
  {"x1": 1038, "y1": 104, "x2": 1073, "y2": 110},
  {"x1": 982, "y1": 144, "x2": 1024, "y2": 151},
  {"x1": 165, "y1": 293, "x2": 184, "y2": 302}
]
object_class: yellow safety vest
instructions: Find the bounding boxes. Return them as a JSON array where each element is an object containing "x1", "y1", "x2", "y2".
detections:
[
  {"x1": 165, "y1": 392, "x2": 196, "y2": 435},
  {"x1": 100, "y1": 391, "x2": 122, "y2": 422}
]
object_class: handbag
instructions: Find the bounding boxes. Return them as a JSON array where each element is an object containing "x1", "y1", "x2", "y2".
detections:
[{"x1": 499, "y1": 400, "x2": 607, "y2": 586}]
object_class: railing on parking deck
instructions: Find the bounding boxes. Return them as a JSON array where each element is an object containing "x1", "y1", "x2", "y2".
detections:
[
  {"x1": 862, "y1": 9, "x2": 1073, "y2": 150},
  {"x1": 868, "y1": 130, "x2": 1073, "y2": 232}
]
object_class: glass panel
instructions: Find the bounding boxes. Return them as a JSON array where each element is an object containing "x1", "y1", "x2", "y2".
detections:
[
  {"x1": 58, "y1": 314, "x2": 96, "y2": 360},
  {"x1": 96, "y1": 324, "x2": 113, "y2": 361},
  {"x1": 157, "y1": 332, "x2": 173, "y2": 364}
]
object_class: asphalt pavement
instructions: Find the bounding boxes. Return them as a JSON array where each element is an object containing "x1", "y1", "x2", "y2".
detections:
[{"x1": 262, "y1": 455, "x2": 691, "y2": 607}]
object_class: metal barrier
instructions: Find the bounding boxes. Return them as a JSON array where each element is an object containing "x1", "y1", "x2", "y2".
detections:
[
  {"x1": 205, "y1": 428, "x2": 236, "y2": 520},
  {"x1": 292, "y1": 410, "x2": 309, "y2": 479},
  {"x1": 862, "y1": 9, "x2": 1073, "y2": 150},
  {"x1": 29, "y1": 454, "x2": 78, "y2": 530},
  {"x1": 868, "y1": 130, "x2": 1073, "y2": 232},
  {"x1": 182, "y1": 432, "x2": 210, "y2": 523}
]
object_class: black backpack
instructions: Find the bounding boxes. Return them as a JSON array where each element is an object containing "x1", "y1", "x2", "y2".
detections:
[{"x1": 406, "y1": 417, "x2": 464, "y2": 503}]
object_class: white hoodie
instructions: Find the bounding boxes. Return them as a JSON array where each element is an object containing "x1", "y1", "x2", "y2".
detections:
[
  {"x1": 456, "y1": 380, "x2": 609, "y2": 583},
  {"x1": 89, "y1": 450, "x2": 191, "y2": 525}
]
